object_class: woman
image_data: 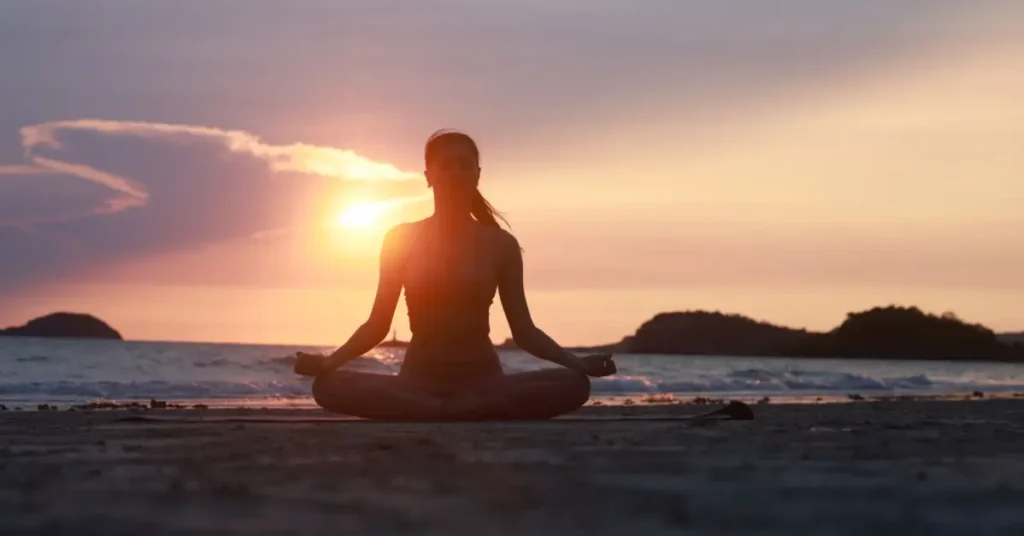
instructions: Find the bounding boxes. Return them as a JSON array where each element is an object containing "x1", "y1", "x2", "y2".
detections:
[{"x1": 294, "y1": 129, "x2": 617, "y2": 420}]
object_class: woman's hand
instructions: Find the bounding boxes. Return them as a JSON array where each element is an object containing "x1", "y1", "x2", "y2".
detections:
[
  {"x1": 294, "y1": 352, "x2": 327, "y2": 377},
  {"x1": 577, "y1": 353, "x2": 617, "y2": 377}
]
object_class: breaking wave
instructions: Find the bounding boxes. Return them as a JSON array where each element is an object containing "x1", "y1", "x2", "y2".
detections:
[{"x1": 3, "y1": 340, "x2": 1024, "y2": 406}]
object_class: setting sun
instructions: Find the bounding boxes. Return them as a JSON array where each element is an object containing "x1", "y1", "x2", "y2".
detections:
[
  {"x1": 331, "y1": 195, "x2": 432, "y2": 235},
  {"x1": 335, "y1": 201, "x2": 385, "y2": 230}
]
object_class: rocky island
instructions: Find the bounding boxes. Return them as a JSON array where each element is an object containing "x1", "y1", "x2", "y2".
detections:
[
  {"x1": 572, "y1": 306, "x2": 1024, "y2": 363},
  {"x1": 0, "y1": 312, "x2": 123, "y2": 340},
  {"x1": 1000, "y1": 332, "x2": 1024, "y2": 344}
]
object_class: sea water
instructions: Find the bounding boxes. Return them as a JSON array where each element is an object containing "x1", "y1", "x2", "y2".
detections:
[{"x1": 2, "y1": 337, "x2": 1024, "y2": 408}]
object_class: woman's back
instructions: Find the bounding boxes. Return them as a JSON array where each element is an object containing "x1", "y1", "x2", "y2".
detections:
[{"x1": 397, "y1": 218, "x2": 510, "y2": 385}]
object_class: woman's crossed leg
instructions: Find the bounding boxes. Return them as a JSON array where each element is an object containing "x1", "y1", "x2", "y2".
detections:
[{"x1": 312, "y1": 368, "x2": 591, "y2": 421}]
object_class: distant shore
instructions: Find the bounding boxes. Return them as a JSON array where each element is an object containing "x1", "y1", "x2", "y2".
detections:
[
  {"x1": 4, "y1": 304, "x2": 1022, "y2": 363},
  {"x1": 506, "y1": 305, "x2": 1024, "y2": 363}
]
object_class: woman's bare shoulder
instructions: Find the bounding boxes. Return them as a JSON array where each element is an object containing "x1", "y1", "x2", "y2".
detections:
[
  {"x1": 378, "y1": 222, "x2": 421, "y2": 257},
  {"x1": 481, "y1": 225, "x2": 521, "y2": 255},
  {"x1": 384, "y1": 219, "x2": 429, "y2": 243}
]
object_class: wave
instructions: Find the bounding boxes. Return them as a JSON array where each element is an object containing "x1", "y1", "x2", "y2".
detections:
[
  {"x1": 264, "y1": 355, "x2": 296, "y2": 366},
  {"x1": 260, "y1": 353, "x2": 400, "y2": 370},
  {"x1": 6, "y1": 342, "x2": 1024, "y2": 405},
  {"x1": 590, "y1": 370, "x2": 936, "y2": 395},
  {"x1": 1, "y1": 369, "x2": 1021, "y2": 406}
]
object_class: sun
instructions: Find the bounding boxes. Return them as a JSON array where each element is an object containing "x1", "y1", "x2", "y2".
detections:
[
  {"x1": 328, "y1": 195, "x2": 431, "y2": 242},
  {"x1": 335, "y1": 201, "x2": 385, "y2": 230}
]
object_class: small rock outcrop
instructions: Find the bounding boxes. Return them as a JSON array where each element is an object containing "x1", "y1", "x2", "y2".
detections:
[
  {"x1": 0, "y1": 312, "x2": 123, "y2": 340},
  {"x1": 626, "y1": 311, "x2": 808, "y2": 356}
]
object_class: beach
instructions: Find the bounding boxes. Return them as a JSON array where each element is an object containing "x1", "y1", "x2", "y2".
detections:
[{"x1": 3, "y1": 398, "x2": 1024, "y2": 535}]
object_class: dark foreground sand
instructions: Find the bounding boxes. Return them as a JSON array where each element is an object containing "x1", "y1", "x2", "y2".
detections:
[{"x1": 3, "y1": 399, "x2": 1024, "y2": 535}]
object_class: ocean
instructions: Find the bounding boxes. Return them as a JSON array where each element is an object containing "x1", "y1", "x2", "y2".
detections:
[{"x1": 3, "y1": 337, "x2": 1024, "y2": 408}]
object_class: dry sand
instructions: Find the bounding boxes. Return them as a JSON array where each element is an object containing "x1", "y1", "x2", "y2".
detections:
[{"x1": 2, "y1": 399, "x2": 1024, "y2": 535}]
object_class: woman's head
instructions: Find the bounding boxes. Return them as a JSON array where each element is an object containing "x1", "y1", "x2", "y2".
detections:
[
  {"x1": 423, "y1": 129, "x2": 507, "y2": 229},
  {"x1": 424, "y1": 129, "x2": 480, "y2": 195}
]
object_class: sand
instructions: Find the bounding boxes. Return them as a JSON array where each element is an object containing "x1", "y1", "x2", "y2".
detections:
[{"x1": 2, "y1": 399, "x2": 1024, "y2": 535}]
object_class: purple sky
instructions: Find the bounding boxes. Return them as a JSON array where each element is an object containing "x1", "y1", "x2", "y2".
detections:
[{"x1": 1, "y1": 1, "x2": 1021, "y2": 344}]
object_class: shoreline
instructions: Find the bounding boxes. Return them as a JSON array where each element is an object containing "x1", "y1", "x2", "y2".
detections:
[{"x1": 3, "y1": 389, "x2": 1023, "y2": 413}]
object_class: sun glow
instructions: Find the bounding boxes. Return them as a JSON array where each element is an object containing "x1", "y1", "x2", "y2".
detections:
[
  {"x1": 325, "y1": 196, "x2": 432, "y2": 258},
  {"x1": 335, "y1": 201, "x2": 386, "y2": 230},
  {"x1": 331, "y1": 195, "x2": 432, "y2": 234}
]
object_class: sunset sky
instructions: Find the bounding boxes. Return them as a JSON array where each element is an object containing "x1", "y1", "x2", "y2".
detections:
[{"x1": 1, "y1": 1, "x2": 1022, "y2": 346}]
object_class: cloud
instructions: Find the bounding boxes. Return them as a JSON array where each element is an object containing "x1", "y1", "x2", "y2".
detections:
[
  {"x1": 0, "y1": 119, "x2": 426, "y2": 290},
  {"x1": 21, "y1": 120, "x2": 423, "y2": 184},
  {"x1": 7, "y1": 119, "x2": 424, "y2": 223},
  {"x1": 0, "y1": 170, "x2": 122, "y2": 226},
  {"x1": 26, "y1": 156, "x2": 149, "y2": 216},
  {"x1": 0, "y1": 165, "x2": 45, "y2": 175}
]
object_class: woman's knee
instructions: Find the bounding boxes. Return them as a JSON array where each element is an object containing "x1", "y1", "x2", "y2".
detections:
[
  {"x1": 531, "y1": 368, "x2": 590, "y2": 403},
  {"x1": 311, "y1": 373, "x2": 334, "y2": 408},
  {"x1": 311, "y1": 370, "x2": 353, "y2": 410},
  {"x1": 564, "y1": 369, "x2": 592, "y2": 405}
]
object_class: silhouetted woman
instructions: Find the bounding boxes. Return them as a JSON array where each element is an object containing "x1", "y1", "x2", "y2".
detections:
[{"x1": 294, "y1": 129, "x2": 617, "y2": 420}]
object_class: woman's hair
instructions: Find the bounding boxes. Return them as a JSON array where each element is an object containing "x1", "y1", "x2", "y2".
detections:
[{"x1": 425, "y1": 129, "x2": 509, "y2": 229}]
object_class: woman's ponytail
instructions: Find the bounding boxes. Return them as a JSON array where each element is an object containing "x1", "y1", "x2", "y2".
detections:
[{"x1": 471, "y1": 189, "x2": 508, "y2": 229}]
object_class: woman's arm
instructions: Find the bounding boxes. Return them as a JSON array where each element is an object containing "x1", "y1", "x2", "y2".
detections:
[
  {"x1": 319, "y1": 225, "x2": 407, "y2": 371},
  {"x1": 497, "y1": 232, "x2": 589, "y2": 372}
]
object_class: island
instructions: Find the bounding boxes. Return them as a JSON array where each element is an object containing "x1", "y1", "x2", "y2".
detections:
[
  {"x1": 568, "y1": 306, "x2": 1024, "y2": 363},
  {"x1": 0, "y1": 312, "x2": 123, "y2": 340},
  {"x1": 1000, "y1": 332, "x2": 1024, "y2": 344}
]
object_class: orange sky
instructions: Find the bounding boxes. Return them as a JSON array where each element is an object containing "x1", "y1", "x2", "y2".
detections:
[{"x1": 1, "y1": 2, "x2": 1022, "y2": 345}]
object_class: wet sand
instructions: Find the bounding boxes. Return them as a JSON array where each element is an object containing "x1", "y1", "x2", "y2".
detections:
[{"x1": 2, "y1": 399, "x2": 1024, "y2": 535}]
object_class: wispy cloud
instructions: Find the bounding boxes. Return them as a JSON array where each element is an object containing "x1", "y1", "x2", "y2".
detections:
[
  {"x1": 2, "y1": 119, "x2": 424, "y2": 225},
  {"x1": 0, "y1": 118, "x2": 427, "y2": 290},
  {"x1": 27, "y1": 155, "x2": 149, "y2": 214},
  {"x1": 22, "y1": 119, "x2": 421, "y2": 179},
  {"x1": 0, "y1": 165, "x2": 46, "y2": 176}
]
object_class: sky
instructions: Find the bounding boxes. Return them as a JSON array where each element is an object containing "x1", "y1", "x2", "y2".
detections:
[{"x1": 1, "y1": 1, "x2": 1022, "y2": 346}]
